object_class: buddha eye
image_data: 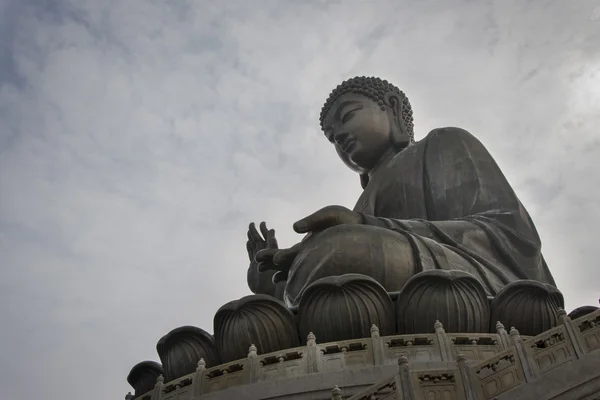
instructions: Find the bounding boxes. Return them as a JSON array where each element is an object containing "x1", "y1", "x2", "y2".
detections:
[{"x1": 341, "y1": 107, "x2": 362, "y2": 124}]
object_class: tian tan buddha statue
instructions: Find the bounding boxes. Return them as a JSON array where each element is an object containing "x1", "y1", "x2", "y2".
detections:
[
  {"x1": 147, "y1": 76, "x2": 568, "y2": 370},
  {"x1": 125, "y1": 77, "x2": 595, "y2": 394},
  {"x1": 249, "y1": 76, "x2": 558, "y2": 295}
]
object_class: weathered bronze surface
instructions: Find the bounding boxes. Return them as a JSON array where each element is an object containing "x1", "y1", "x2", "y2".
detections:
[
  {"x1": 126, "y1": 76, "x2": 595, "y2": 397},
  {"x1": 247, "y1": 77, "x2": 556, "y2": 311},
  {"x1": 568, "y1": 305, "x2": 599, "y2": 320},
  {"x1": 213, "y1": 294, "x2": 300, "y2": 363},
  {"x1": 126, "y1": 361, "x2": 163, "y2": 397},
  {"x1": 490, "y1": 280, "x2": 564, "y2": 336},
  {"x1": 156, "y1": 326, "x2": 220, "y2": 382},
  {"x1": 297, "y1": 274, "x2": 395, "y2": 343},
  {"x1": 396, "y1": 269, "x2": 490, "y2": 334}
]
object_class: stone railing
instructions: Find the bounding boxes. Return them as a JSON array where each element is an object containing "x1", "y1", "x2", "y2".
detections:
[
  {"x1": 577, "y1": 307, "x2": 600, "y2": 353},
  {"x1": 343, "y1": 308, "x2": 600, "y2": 400},
  {"x1": 125, "y1": 308, "x2": 600, "y2": 400},
  {"x1": 464, "y1": 308, "x2": 600, "y2": 400}
]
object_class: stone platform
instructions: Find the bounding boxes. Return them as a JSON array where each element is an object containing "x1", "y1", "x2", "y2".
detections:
[{"x1": 126, "y1": 308, "x2": 600, "y2": 400}]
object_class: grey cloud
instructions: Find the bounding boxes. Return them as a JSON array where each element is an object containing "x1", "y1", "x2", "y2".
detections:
[{"x1": 1, "y1": 1, "x2": 599, "y2": 399}]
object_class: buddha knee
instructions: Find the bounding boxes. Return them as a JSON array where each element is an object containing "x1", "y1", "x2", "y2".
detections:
[
  {"x1": 285, "y1": 224, "x2": 415, "y2": 305},
  {"x1": 303, "y1": 223, "x2": 400, "y2": 250},
  {"x1": 293, "y1": 224, "x2": 403, "y2": 268}
]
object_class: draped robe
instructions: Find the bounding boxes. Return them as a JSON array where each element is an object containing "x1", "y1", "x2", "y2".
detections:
[{"x1": 282, "y1": 127, "x2": 556, "y2": 306}]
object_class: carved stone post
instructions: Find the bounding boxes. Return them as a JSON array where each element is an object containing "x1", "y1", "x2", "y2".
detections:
[
  {"x1": 192, "y1": 359, "x2": 206, "y2": 397},
  {"x1": 557, "y1": 308, "x2": 586, "y2": 358},
  {"x1": 151, "y1": 375, "x2": 164, "y2": 400},
  {"x1": 395, "y1": 356, "x2": 416, "y2": 400},
  {"x1": 371, "y1": 324, "x2": 385, "y2": 365},
  {"x1": 456, "y1": 354, "x2": 477, "y2": 400},
  {"x1": 495, "y1": 321, "x2": 511, "y2": 349},
  {"x1": 306, "y1": 332, "x2": 319, "y2": 373},
  {"x1": 434, "y1": 321, "x2": 453, "y2": 361},
  {"x1": 247, "y1": 344, "x2": 260, "y2": 384},
  {"x1": 331, "y1": 385, "x2": 343, "y2": 400},
  {"x1": 509, "y1": 327, "x2": 538, "y2": 382}
]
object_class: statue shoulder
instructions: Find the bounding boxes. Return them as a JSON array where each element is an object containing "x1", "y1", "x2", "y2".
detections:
[
  {"x1": 422, "y1": 127, "x2": 489, "y2": 153},
  {"x1": 424, "y1": 126, "x2": 478, "y2": 143}
]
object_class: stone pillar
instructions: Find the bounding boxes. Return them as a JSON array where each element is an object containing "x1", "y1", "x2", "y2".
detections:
[
  {"x1": 247, "y1": 344, "x2": 260, "y2": 384},
  {"x1": 495, "y1": 321, "x2": 511, "y2": 349},
  {"x1": 557, "y1": 308, "x2": 586, "y2": 358},
  {"x1": 509, "y1": 327, "x2": 538, "y2": 382},
  {"x1": 371, "y1": 324, "x2": 386, "y2": 366},
  {"x1": 151, "y1": 375, "x2": 164, "y2": 400},
  {"x1": 192, "y1": 359, "x2": 206, "y2": 397},
  {"x1": 306, "y1": 332, "x2": 319, "y2": 373},
  {"x1": 434, "y1": 321, "x2": 453, "y2": 361},
  {"x1": 456, "y1": 354, "x2": 477, "y2": 400},
  {"x1": 394, "y1": 356, "x2": 416, "y2": 400},
  {"x1": 331, "y1": 385, "x2": 343, "y2": 400}
]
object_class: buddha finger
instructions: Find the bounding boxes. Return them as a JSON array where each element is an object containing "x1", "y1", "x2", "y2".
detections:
[
  {"x1": 266, "y1": 229, "x2": 278, "y2": 248},
  {"x1": 272, "y1": 270, "x2": 289, "y2": 284},
  {"x1": 258, "y1": 261, "x2": 279, "y2": 273},
  {"x1": 246, "y1": 240, "x2": 255, "y2": 261},
  {"x1": 293, "y1": 209, "x2": 339, "y2": 233},
  {"x1": 259, "y1": 221, "x2": 269, "y2": 240},
  {"x1": 256, "y1": 248, "x2": 278, "y2": 263},
  {"x1": 248, "y1": 222, "x2": 263, "y2": 243},
  {"x1": 273, "y1": 244, "x2": 302, "y2": 266}
]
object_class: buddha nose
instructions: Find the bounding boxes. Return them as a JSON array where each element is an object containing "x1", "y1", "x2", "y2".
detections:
[{"x1": 333, "y1": 131, "x2": 350, "y2": 146}]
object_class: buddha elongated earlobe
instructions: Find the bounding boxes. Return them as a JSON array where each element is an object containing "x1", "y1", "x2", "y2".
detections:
[
  {"x1": 384, "y1": 92, "x2": 411, "y2": 150},
  {"x1": 360, "y1": 174, "x2": 369, "y2": 189}
]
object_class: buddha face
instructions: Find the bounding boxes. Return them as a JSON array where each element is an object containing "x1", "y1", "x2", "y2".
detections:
[{"x1": 322, "y1": 92, "x2": 394, "y2": 173}]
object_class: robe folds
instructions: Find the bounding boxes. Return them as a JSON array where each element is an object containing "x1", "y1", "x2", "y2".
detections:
[{"x1": 283, "y1": 127, "x2": 555, "y2": 306}]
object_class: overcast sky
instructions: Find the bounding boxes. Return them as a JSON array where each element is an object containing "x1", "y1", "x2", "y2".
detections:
[{"x1": 1, "y1": 1, "x2": 599, "y2": 399}]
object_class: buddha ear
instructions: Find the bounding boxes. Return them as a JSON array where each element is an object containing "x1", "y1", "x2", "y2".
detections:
[
  {"x1": 384, "y1": 92, "x2": 411, "y2": 149},
  {"x1": 360, "y1": 174, "x2": 369, "y2": 189}
]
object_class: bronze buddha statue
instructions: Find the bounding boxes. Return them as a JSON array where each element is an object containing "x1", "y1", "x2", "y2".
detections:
[
  {"x1": 126, "y1": 77, "x2": 598, "y2": 392},
  {"x1": 164, "y1": 77, "x2": 564, "y2": 366},
  {"x1": 247, "y1": 77, "x2": 556, "y2": 309}
]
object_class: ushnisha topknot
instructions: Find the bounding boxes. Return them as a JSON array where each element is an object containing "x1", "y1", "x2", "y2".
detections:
[{"x1": 319, "y1": 76, "x2": 414, "y2": 142}]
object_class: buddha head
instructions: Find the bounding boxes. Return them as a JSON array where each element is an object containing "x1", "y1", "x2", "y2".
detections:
[{"x1": 320, "y1": 76, "x2": 414, "y2": 187}]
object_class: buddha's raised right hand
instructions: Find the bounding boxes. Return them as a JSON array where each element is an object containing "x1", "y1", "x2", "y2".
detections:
[
  {"x1": 246, "y1": 222, "x2": 281, "y2": 295},
  {"x1": 247, "y1": 221, "x2": 278, "y2": 266},
  {"x1": 256, "y1": 235, "x2": 311, "y2": 284}
]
